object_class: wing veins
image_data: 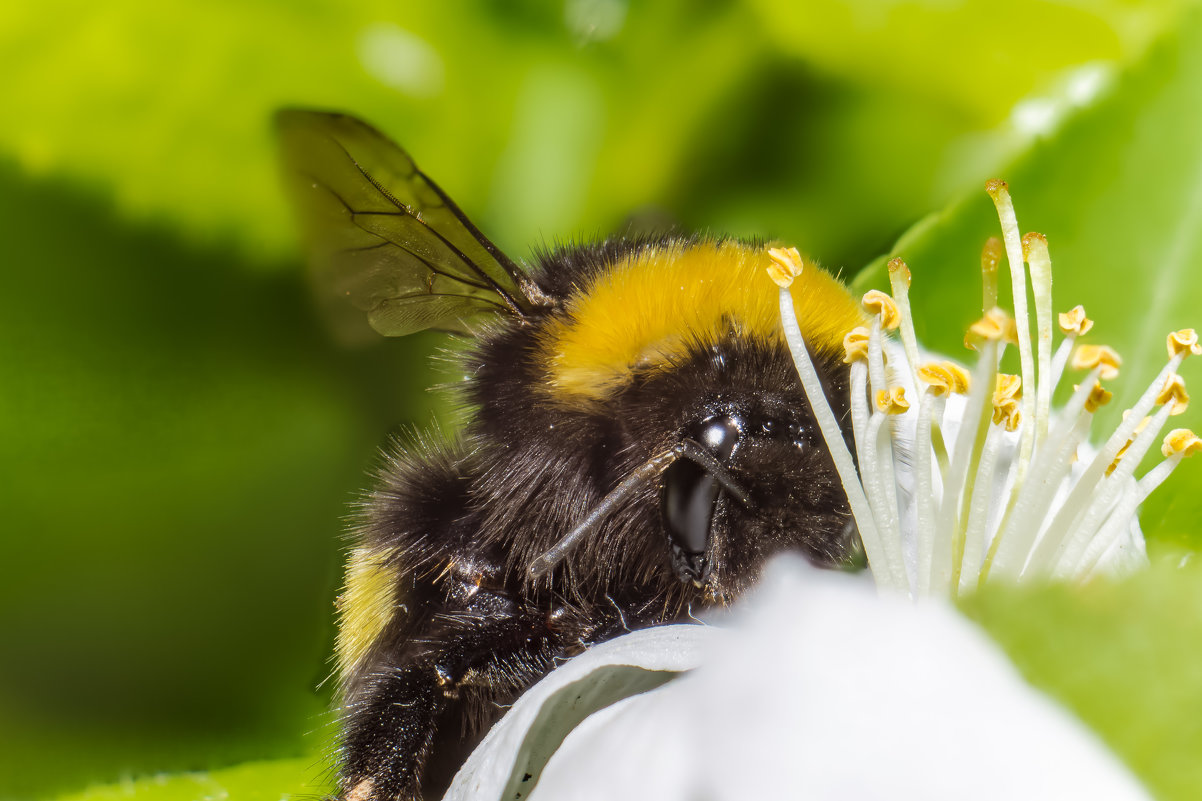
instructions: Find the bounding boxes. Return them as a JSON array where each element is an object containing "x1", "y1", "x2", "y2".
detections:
[
  {"x1": 279, "y1": 110, "x2": 539, "y2": 337},
  {"x1": 300, "y1": 170, "x2": 355, "y2": 219},
  {"x1": 299, "y1": 175, "x2": 492, "y2": 292},
  {"x1": 302, "y1": 167, "x2": 495, "y2": 295},
  {"x1": 302, "y1": 176, "x2": 497, "y2": 298},
  {"x1": 336, "y1": 241, "x2": 391, "y2": 256},
  {"x1": 373, "y1": 291, "x2": 508, "y2": 308},
  {"x1": 350, "y1": 212, "x2": 494, "y2": 292},
  {"x1": 330, "y1": 138, "x2": 527, "y2": 316},
  {"x1": 407, "y1": 164, "x2": 529, "y2": 289},
  {"x1": 350, "y1": 211, "x2": 495, "y2": 293}
]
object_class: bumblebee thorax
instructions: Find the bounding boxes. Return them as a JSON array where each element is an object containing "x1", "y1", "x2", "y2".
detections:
[{"x1": 532, "y1": 239, "x2": 863, "y2": 406}]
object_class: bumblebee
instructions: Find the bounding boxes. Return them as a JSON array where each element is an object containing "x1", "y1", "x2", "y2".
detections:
[{"x1": 277, "y1": 111, "x2": 866, "y2": 801}]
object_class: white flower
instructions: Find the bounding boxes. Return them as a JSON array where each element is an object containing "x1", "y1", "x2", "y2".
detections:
[
  {"x1": 447, "y1": 625, "x2": 707, "y2": 800},
  {"x1": 448, "y1": 558, "x2": 1153, "y2": 801}
]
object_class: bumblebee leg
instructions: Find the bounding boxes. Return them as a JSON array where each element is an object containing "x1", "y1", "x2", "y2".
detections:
[
  {"x1": 339, "y1": 662, "x2": 443, "y2": 801},
  {"x1": 338, "y1": 601, "x2": 561, "y2": 801}
]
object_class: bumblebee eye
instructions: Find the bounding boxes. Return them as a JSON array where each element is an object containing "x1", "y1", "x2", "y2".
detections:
[
  {"x1": 698, "y1": 414, "x2": 741, "y2": 459},
  {"x1": 662, "y1": 457, "x2": 717, "y2": 582},
  {"x1": 661, "y1": 415, "x2": 743, "y2": 583}
]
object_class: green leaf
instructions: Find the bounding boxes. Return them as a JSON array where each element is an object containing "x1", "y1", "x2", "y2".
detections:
[
  {"x1": 746, "y1": 0, "x2": 1186, "y2": 122},
  {"x1": 854, "y1": 7, "x2": 1202, "y2": 552},
  {"x1": 963, "y1": 562, "x2": 1202, "y2": 801},
  {"x1": 0, "y1": 1, "x2": 770, "y2": 261},
  {"x1": 0, "y1": 161, "x2": 431, "y2": 799},
  {"x1": 52, "y1": 757, "x2": 333, "y2": 801},
  {"x1": 4, "y1": 0, "x2": 1185, "y2": 270}
]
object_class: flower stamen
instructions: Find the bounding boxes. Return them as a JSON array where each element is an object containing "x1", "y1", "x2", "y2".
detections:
[
  {"x1": 766, "y1": 246, "x2": 804, "y2": 287},
  {"x1": 1049, "y1": 305, "x2": 1094, "y2": 392},
  {"x1": 1164, "y1": 428, "x2": 1202, "y2": 457},
  {"x1": 876, "y1": 386, "x2": 910, "y2": 415},
  {"x1": 1083, "y1": 382, "x2": 1113, "y2": 413},
  {"x1": 772, "y1": 271, "x2": 902, "y2": 590},
  {"x1": 1167, "y1": 328, "x2": 1202, "y2": 358},
  {"x1": 842, "y1": 327, "x2": 870, "y2": 364},
  {"x1": 888, "y1": 258, "x2": 922, "y2": 387},
  {"x1": 918, "y1": 361, "x2": 971, "y2": 396},
  {"x1": 1157, "y1": 373, "x2": 1190, "y2": 415},
  {"x1": 1059, "y1": 305, "x2": 1094, "y2": 337},
  {"x1": 771, "y1": 183, "x2": 1195, "y2": 599},
  {"x1": 1023, "y1": 232, "x2": 1055, "y2": 447},
  {"x1": 862, "y1": 289, "x2": 901, "y2": 331},
  {"x1": 987, "y1": 180, "x2": 1038, "y2": 484},
  {"x1": 980, "y1": 237, "x2": 1003, "y2": 314},
  {"x1": 966, "y1": 308, "x2": 1017, "y2": 348},
  {"x1": 1071, "y1": 344, "x2": 1122, "y2": 381}
]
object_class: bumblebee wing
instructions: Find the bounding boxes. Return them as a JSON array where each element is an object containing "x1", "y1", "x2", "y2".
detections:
[{"x1": 276, "y1": 109, "x2": 534, "y2": 336}]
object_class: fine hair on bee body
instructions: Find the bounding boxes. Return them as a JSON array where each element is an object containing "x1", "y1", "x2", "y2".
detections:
[{"x1": 277, "y1": 109, "x2": 866, "y2": 801}]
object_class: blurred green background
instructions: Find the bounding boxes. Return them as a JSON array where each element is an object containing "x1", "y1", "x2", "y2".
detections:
[{"x1": 5, "y1": 1, "x2": 1202, "y2": 799}]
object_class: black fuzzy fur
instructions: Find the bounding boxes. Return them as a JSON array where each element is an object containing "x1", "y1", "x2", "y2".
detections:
[{"x1": 337, "y1": 236, "x2": 857, "y2": 801}]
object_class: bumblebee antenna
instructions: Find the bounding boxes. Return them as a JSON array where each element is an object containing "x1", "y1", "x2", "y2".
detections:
[{"x1": 527, "y1": 440, "x2": 751, "y2": 580}]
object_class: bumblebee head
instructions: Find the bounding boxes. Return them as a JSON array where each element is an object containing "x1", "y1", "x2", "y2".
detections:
[
  {"x1": 660, "y1": 403, "x2": 860, "y2": 589},
  {"x1": 524, "y1": 237, "x2": 866, "y2": 598},
  {"x1": 634, "y1": 335, "x2": 861, "y2": 599}
]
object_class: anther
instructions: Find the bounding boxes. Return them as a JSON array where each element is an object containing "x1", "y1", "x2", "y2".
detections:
[
  {"x1": 1080, "y1": 382, "x2": 1112, "y2": 413},
  {"x1": 992, "y1": 374, "x2": 1023, "y2": 431},
  {"x1": 1157, "y1": 373, "x2": 1189, "y2": 415},
  {"x1": 862, "y1": 290, "x2": 900, "y2": 331},
  {"x1": 1108, "y1": 417, "x2": 1153, "y2": 475},
  {"x1": 1167, "y1": 329, "x2": 1202, "y2": 358},
  {"x1": 1058, "y1": 305, "x2": 1094, "y2": 337},
  {"x1": 918, "y1": 361, "x2": 971, "y2": 396},
  {"x1": 966, "y1": 307, "x2": 1017, "y2": 348},
  {"x1": 843, "y1": 327, "x2": 870, "y2": 364},
  {"x1": 1071, "y1": 344, "x2": 1122, "y2": 380},
  {"x1": 992, "y1": 401, "x2": 1022, "y2": 432},
  {"x1": 766, "y1": 246, "x2": 804, "y2": 288},
  {"x1": 875, "y1": 386, "x2": 909, "y2": 415},
  {"x1": 994, "y1": 373, "x2": 1022, "y2": 404},
  {"x1": 1162, "y1": 428, "x2": 1202, "y2": 458}
]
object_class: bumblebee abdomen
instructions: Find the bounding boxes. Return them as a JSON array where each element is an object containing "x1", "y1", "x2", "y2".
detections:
[{"x1": 337, "y1": 438, "x2": 478, "y2": 686}]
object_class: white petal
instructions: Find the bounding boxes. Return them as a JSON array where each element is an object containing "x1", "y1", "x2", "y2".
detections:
[
  {"x1": 472, "y1": 557, "x2": 1151, "y2": 801},
  {"x1": 444, "y1": 624, "x2": 710, "y2": 801},
  {"x1": 1092, "y1": 515, "x2": 1149, "y2": 577}
]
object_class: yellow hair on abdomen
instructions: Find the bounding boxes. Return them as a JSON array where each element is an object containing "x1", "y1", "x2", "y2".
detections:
[
  {"x1": 335, "y1": 546, "x2": 400, "y2": 679},
  {"x1": 538, "y1": 240, "x2": 865, "y2": 402}
]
